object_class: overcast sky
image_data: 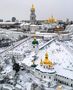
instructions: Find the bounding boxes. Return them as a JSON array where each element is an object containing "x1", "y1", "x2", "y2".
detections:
[{"x1": 0, "y1": 0, "x2": 73, "y2": 20}]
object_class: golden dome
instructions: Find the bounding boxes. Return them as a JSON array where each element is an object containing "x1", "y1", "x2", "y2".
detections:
[
  {"x1": 48, "y1": 16, "x2": 57, "y2": 23},
  {"x1": 31, "y1": 4, "x2": 35, "y2": 11},
  {"x1": 40, "y1": 52, "x2": 53, "y2": 67}
]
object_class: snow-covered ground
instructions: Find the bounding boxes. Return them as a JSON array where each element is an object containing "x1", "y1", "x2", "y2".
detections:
[
  {"x1": 8, "y1": 38, "x2": 47, "y2": 59},
  {"x1": 62, "y1": 41, "x2": 73, "y2": 53},
  {"x1": 0, "y1": 47, "x2": 7, "y2": 53},
  {"x1": 0, "y1": 31, "x2": 73, "y2": 90},
  {"x1": 0, "y1": 28, "x2": 27, "y2": 55}
]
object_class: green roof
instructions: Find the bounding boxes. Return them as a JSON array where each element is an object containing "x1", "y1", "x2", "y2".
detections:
[
  {"x1": 31, "y1": 64, "x2": 37, "y2": 67},
  {"x1": 32, "y1": 39, "x2": 38, "y2": 45}
]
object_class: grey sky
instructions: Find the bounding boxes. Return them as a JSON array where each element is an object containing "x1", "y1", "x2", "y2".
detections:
[{"x1": 0, "y1": 0, "x2": 73, "y2": 20}]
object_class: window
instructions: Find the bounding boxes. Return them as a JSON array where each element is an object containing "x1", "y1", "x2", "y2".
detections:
[
  {"x1": 49, "y1": 76, "x2": 51, "y2": 79},
  {"x1": 71, "y1": 84, "x2": 73, "y2": 87},
  {"x1": 44, "y1": 76, "x2": 46, "y2": 78},
  {"x1": 32, "y1": 17, "x2": 34, "y2": 20}
]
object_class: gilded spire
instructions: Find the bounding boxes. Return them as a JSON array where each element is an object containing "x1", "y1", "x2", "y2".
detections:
[
  {"x1": 40, "y1": 59, "x2": 43, "y2": 65},
  {"x1": 31, "y1": 4, "x2": 35, "y2": 11},
  {"x1": 45, "y1": 52, "x2": 48, "y2": 59},
  {"x1": 32, "y1": 4, "x2": 35, "y2": 9}
]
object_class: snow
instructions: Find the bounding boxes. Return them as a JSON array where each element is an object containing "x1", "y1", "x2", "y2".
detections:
[
  {"x1": 0, "y1": 31, "x2": 73, "y2": 90},
  {"x1": 8, "y1": 37, "x2": 48, "y2": 62},
  {"x1": 40, "y1": 41, "x2": 73, "y2": 79},
  {"x1": 2, "y1": 84, "x2": 14, "y2": 90},
  {"x1": 22, "y1": 51, "x2": 35, "y2": 66},
  {"x1": 63, "y1": 41, "x2": 73, "y2": 53},
  {"x1": 0, "y1": 22, "x2": 16, "y2": 25},
  {"x1": 15, "y1": 84, "x2": 22, "y2": 89},
  {"x1": 22, "y1": 40, "x2": 73, "y2": 80},
  {"x1": 24, "y1": 82, "x2": 32, "y2": 90},
  {"x1": 1, "y1": 37, "x2": 73, "y2": 90},
  {"x1": 55, "y1": 65, "x2": 73, "y2": 79},
  {"x1": 0, "y1": 29, "x2": 25, "y2": 41},
  {"x1": 1, "y1": 65, "x2": 12, "y2": 75},
  {"x1": 0, "y1": 48, "x2": 7, "y2": 53}
]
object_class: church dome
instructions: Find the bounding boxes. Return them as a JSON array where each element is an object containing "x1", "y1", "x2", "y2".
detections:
[
  {"x1": 48, "y1": 16, "x2": 57, "y2": 23},
  {"x1": 40, "y1": 52, "x2": 53, "y2": 68},
  {"x1": 31, "y1": 4, "x2": 35, "y2": 12}
]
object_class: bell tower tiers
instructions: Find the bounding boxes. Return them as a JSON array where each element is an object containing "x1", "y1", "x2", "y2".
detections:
[{"x1": 30, "y1": 4, "x2": 36, "y2": 24}]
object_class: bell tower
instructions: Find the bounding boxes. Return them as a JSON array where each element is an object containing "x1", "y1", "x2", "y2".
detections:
[{"x1": 30, "y1": 4, "x2": 36, "y2": 24}]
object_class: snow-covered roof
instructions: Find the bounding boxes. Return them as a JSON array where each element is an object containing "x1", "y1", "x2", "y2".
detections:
[
  {"x1": 55, "y1": 65, "x2": 73, "y2": 79},
  {"x1": 3, "y1": 84, "x2": 14, "y2": 90},
  {"x1": 0, "y1": 22, "x2": 16, "y2": 25},
  {"x1": 22, "y1": 52, "x2": 35, "y2": 66},
  {"x1": 36, "y1": 65, "x2": 56, "y2": 74}
]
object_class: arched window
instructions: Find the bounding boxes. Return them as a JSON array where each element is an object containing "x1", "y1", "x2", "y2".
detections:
[
  {"x1": 44, "y1": 76, "x2": 46, "y2": 78},
  {"x1": 71, "y1": 84, "x2": 73, "y2": 87},
  {"x1": 49, "y1": 76, "x2": 51, "y2": 79}
]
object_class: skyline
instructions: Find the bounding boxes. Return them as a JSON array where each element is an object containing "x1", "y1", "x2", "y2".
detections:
[{"x1": 0, "y1": 0, "x2": 73, "y2": 21}]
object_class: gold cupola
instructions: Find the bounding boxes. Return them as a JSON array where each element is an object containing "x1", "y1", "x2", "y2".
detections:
[
  {"x1": 31, "y1": 4, "x2": 35, "y2": 12},
  {"x1": 48, "y1": 16, "x2": 57, "y2": 23},
  {"x1": 40, "y1": 52, "x2": 53, "y2": 68}
]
